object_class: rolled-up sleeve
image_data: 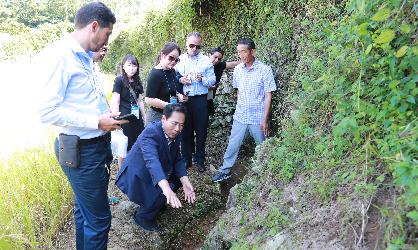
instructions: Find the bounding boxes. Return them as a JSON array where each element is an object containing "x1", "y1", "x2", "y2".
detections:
[
  {"x1": 263, "y1": 65, "x2": 277, "y2": 93},
  {"x1": 202, "y1": 62, "x2": 216, "y2": 87}
]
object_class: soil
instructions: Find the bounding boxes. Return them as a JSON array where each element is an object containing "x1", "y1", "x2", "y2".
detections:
[{"x1": 53, "y1": 125, "x2": 253, "y2": 250}]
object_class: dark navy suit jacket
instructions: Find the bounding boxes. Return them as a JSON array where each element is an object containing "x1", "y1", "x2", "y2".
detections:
[{"x1": 116, "y1": 121, "x2": 187, "y2": 208}]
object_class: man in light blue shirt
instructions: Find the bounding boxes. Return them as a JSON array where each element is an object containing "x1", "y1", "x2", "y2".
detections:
[
  {"x1": 37, "y1": 3, "x2": 124, "y2": 249},
  {"x1": 175, "y1": 32, "x2": 216, "y2": 172},
  {"x1": 212, "y1": 38, "x2": 277, "y2": 183}
]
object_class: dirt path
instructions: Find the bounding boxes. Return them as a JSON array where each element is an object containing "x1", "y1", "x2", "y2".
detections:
[{"x1": 53, "y1": 126, "x2": 252, "y2": 250}]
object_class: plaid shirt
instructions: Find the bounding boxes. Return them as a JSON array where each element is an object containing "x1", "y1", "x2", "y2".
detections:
[{"x1": 232, "y1": 60, "x2": 277, "y2": 125}]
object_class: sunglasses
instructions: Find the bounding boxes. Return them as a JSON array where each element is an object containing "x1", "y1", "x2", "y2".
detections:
[
  {"x1": 188, "y1": 44, "x2": 202, "y2": 50},
  {"x1": 168, "y1": 55, "x2": 180, "y2": 63}
]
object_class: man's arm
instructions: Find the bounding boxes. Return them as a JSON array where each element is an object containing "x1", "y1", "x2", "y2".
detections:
[
  {"x1": 37, "y1": 57, "x2": 99, "y2": 129},
  {"x1": 225, "y1": 61, "x2": 240, "y2": 69},
  {"x1": 201, "y1": 61, "x2": 216, "y2": 87},
  {"x1": 261, "y1": 92, "x2": 272, "y2": 137},
  {"x1": 260, "y1": 65, "x2": 277, "y2": 137},
  {"x1": 140, "y1": 129, "x2": 167, "y2": 186}
]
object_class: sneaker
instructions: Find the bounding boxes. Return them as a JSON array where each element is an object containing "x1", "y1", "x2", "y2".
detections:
[
  {"x1": 212, "y1": 171, "x2": 231, "y2": 183},
  {"x1": 132, "y1": 211, "x2": 160, "y2": 232},
  {"x1": 196, "y1": 163, "x2": 206, "y2": 173}
]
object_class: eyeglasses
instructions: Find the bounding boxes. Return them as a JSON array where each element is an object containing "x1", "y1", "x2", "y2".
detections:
[
  {"x1": 168, "y1": 55, "x2": 180, "y2": 63},
  {"x1": 188, "y1": 44, "x2": 202, "y2": 50}
]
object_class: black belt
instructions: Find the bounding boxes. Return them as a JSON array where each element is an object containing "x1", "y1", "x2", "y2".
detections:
[
  {"x1": 188, "y1": 94, "x2": 207, "y2": 97},
  {"x1": 79, "y1": 133, "x2": 110, "y2": 146}
]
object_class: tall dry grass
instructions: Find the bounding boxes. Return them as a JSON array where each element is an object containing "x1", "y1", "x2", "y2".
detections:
[{"x1": 0, "y1": 143, "x2": 72, "y2": 249}]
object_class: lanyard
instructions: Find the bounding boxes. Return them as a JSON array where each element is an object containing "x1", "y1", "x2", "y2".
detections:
[{"x1": 76, "y1": 53, "x2": 110, "y2": 109}]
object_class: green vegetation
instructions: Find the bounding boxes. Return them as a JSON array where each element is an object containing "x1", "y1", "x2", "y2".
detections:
[
  {"x1": 0, "y1": 144, "x2": 72, "y2": 249},
  {"x1": 0, "y1": 0, "x2": 416, "y2": 248},
  {"x1": 109, "y1": 0, "x2": 415, "y2": 246},
  {"x1": 0, "y1": 0, "x2": 147, "y2": 61}
]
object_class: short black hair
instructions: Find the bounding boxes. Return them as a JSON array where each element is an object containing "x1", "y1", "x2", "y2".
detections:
[
  {"x1": 163, "y1": 103, "x2": 187, "y2": 119},
  {"x1": 209, "y1": 47, "x2": 224, "y2": 55},
  {"x1": 74, "y1": 2, "x2": 116, "y2": 29},
  {"x1": 238, "y1": 38, "x2": 256, "y2": 50}
]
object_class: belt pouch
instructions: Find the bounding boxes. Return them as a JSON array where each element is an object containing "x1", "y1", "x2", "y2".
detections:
[{"x1": 58, "y1": 133, "x2": 80, "y2": 168}]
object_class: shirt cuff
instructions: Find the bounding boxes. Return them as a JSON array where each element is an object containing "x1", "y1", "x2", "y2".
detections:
[{"x1": 86, "y1": 116, "x2": 100, "y2": 129}]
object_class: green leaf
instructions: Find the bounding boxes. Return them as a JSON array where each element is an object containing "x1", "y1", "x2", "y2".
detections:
[
  {"x1": 365, "y1": 44, "x2": 373, "y2": 54},
  {"x1": 406, "y1": 95, "x2": 416, "y2": 104},
  {"x1": 412, "y1": 46, "x2": 418, "y2": 56},
  {"x1": 357, "y1": 22, "x2": 369, "y2": 36},
  {"x1": 334, "y1": 117, "x2": 358, "y2": 136},
  {"x1": 377, "y1": 174, "x2": 385, "y2": 182},
  {"x1": 389, "y1": 80, "x2": 399, "y2": 89},
  {"x1": 400, "y1": 23, "x2": 411, "y2": 34},
  {"x1": 371, "y1": 8, "x2": 391, "y2": 21},
  {"x1": 395, "y1": 46, "x2": 408, "y2": 58},
  {"x1": 406, "y1": 210, "x2": 418, "y2": 221},
  {"x1": 375, "y1": 29, "x2": 396, "y2": 44}
]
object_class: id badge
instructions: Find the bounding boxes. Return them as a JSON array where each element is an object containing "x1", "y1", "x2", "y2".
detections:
[
  {"x1": 131, "y1": 105, "x2": 140, "y2": 119},
  {"x1": 170, "y1": 96, "x2": 178, "y2": 104}
]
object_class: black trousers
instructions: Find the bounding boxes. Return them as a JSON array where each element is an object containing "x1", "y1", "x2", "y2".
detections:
[{"x1": 182, "y1": 94, "x2": 208, "y2": 165}]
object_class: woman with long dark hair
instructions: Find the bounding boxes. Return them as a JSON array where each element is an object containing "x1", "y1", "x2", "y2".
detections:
[
  {"x1": 112, "y1": 54, "x2": 146, "y2": 169},
  {"x1": 145, "y1": 42, "x2": 188, "y2": 125}
]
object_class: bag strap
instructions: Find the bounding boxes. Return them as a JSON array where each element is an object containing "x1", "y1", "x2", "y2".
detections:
[{"x1": 127, "y1": 84, "x2": 138, "y2": 105}]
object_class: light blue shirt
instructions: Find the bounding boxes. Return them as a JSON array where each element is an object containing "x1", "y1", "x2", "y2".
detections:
[
  {"x1": 36, "y1": 34, "x2": 110, "y2": 139},
  {"x1": 233, "y1": 60, "x2": 277, "y2": 125},
  {"x1": 175, "y1": 53, "x2": 216, "y2": 96}
]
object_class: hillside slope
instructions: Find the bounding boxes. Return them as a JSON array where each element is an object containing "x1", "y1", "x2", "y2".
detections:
[{"x1": 105, "y1": 0, "x2": 417, "y2": 248}]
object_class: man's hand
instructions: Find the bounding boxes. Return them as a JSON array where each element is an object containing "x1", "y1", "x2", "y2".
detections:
[
  {"x1": 260, "y1": 118, "x2": 270, "y2": 137},
  {"x1": 162, "y1": 186, "x2": 182, "y2": 208},
  {"x1": 158, "y1": 179, "x2": 182, "y2": 208},
  {"x1": 180, "y1": 76, "x2": 192, "y2": 85},
  {"x1": 180, "y1": 176, "x2": 196, "y2": 204},
  {"x1": 98, "y1": 112, "x2": 128, "y2": 132},
  {"x1": 177, "y1": 93, "x2": 188, "y2": 103}
]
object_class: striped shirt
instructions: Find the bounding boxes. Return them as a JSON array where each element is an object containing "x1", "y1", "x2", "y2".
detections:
[
  {"x1": 175, "y1": 53, "x2": 216, "y2": 96},
  {"x1": 36, "y1": 34, "x2": 110, "y2": 139},
  {"x1": 232, "y1": 60, "x2": 277, "y2": 125}
]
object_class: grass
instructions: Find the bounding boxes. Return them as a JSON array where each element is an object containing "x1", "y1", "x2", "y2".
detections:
[{"x1": 0, "y1": 143, "x2": 72, "y2": 249}]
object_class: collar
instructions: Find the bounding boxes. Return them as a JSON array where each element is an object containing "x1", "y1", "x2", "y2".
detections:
[
  {"x1": 241, "y1": 59, "x2": 259, "y2": 71},
  {"x1": 162, "y1": 126, "x2": 174, "y2": 143},
  {"x1": 185, "y1": 52, "x2": 201, "y2": 60},
  {"x1": 64, "y1": 33, "x2": 94, "y2": 60}
]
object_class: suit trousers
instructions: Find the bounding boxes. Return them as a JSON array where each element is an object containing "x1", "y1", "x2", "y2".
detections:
[
  {"x1": 54, "y1": 138, "x2": 113, "y2": 250},
  {"x1": 182, "y1": 94, "x2": 208, "y2": 165}
]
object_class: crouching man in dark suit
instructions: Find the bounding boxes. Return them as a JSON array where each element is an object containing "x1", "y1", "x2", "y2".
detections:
[{"x1": 116, "y1": 103, "x2": 196, "y2": 232}]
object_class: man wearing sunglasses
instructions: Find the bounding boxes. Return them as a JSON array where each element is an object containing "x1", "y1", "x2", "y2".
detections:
[{"x1": 175, "y1": 32, "x2": 216, "y2": 173}]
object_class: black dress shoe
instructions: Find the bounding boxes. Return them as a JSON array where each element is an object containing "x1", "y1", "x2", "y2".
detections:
[
  {"x1": 196, "y1": 163, "x2": 206, "y2": 173},
  {"x1": 132, "y1": 212, "x2": 160, "y2": 232}
]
